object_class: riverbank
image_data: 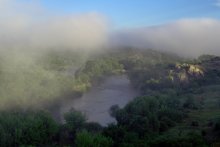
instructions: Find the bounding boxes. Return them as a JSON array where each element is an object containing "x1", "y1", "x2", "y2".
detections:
[{"x1": 59, "y1": 75, "x2": 138, "y2": 126}]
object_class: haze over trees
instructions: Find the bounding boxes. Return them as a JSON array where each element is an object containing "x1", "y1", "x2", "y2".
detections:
[
  {"x1": 0, "y1": 48, "x2": 219, "y2": 146},
  {"x1": 0, "y1": 0, "x2": 220, "y2": 146}
]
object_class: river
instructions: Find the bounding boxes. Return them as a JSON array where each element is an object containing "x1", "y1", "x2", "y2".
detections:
[{"x1": 59, "y1": 75, "x2": 138, "y2": 126}]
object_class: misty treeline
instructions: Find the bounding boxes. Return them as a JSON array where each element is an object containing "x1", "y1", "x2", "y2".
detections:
[
  {"x1": 0, "y1": 50, "x2": 82, "y2": 109},
  {"x1": 0, "y1": 48, "x2": 219, "y2": 146},
  {"x1": 0, "y1": 49, "x2": 125, "y2": 109},
  {"x1": 72, "y1": 57, "x2": 124, "y2": 94}
]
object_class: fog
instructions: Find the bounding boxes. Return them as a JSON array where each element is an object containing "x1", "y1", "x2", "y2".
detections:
[
  {"x1": 1, "y1": 0, "x2": 220, "y2": 57},
  {"x1": 0, "y1": 0, "x2": 108, "y2": 109},
  {"x1": 0, "y1": 0, "x2": 220, "y2": 109},
  {"x1": 0, "y1": 0, "x2": 107, "y2": 52},
  {"x1": 111, "y1": 18, "x2": 220, "y2": 57}
]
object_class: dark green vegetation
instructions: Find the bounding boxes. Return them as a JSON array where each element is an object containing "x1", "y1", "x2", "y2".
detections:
[
  {"x1": 0, "y1": 49, "x2": 219, "y2": 146},
  {"x1": 0, "y1": 110, "x2": 59, "y2": 146},
  {"x1": 73, "y1": 57, "x2": 124, "y2": 93}
]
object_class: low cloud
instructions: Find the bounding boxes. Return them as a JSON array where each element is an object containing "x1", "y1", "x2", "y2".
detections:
[
  {"x1": 0, "y1": 0, "x2": 108, "y2": 109},
  {"x1": 1, "y1": 0, "x2": 220, "y2": 57},
  {"x1": 0, "y1": 0, "x2": 220, "y2": 109},
  {"x1": 0, "y1": 0, "x2": 108, "y2": 53},
  {"x1": 112, "y1": 18, "x2": 220, "y2": 57}
]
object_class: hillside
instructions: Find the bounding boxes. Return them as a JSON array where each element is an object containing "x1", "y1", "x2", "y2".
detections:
[{"x1": 0, "y1": 49, "x2": 219, "y2": 146}]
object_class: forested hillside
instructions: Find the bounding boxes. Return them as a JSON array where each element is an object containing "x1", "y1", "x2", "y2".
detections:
[{"x1": 0, "y1": 49, "x2": 219, "y2": 146}]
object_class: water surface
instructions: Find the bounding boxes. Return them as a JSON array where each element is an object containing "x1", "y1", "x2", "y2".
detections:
[{"x1": 60, "y1": 75, "x2": 138, "y2": 126}]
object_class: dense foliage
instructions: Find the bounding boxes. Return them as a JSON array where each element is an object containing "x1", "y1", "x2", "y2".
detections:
[
  {"x1": 73, "y1": 57, "x2": 124, "y2": 93},
  {"x1": 75, "y1": 130, "x2": 113, "y2": 147},
  {"x1": 0, "y1": 49, "x2": 219, "y2": 146},
  {"x1": 104, "y1": 94, "x2": 210, "y2": 147},
  {"x1": 0, "y1": 110, "x2": 59, "y2": 146}
]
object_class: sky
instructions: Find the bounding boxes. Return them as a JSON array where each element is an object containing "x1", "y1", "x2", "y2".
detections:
[
  {"x1": 1, "y1": 0, "x2": 220, "y2": 107},
  {"x1": 39, "y1": 0, "x2": 220, "y2": 28},
  {"x1": 1, "y1": 0, "x2": 220, "y2": 57}
]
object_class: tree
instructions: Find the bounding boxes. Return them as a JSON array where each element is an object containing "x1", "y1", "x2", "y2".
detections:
[
  {"x1": 0, "y1": 110, "x2": 59, "y2": 146},
  {"x1": 75, "y1": 130, "x2": 113, "y2": 147},
  {"x1": 64, "y1": 108, "x2": 86, "y2": 135}
]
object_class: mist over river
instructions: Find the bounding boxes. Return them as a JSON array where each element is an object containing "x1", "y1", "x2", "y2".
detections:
[{"x1": 59, "y1": 75, "x2": 138, "y2": 126}]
